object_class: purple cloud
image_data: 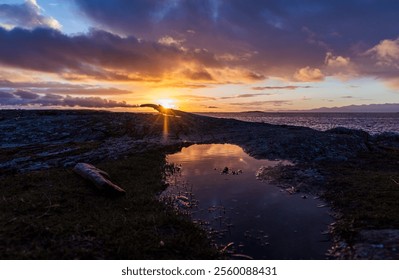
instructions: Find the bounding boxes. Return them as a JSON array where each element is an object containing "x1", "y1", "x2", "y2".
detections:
[
  {"x1": 1, "y1": 1, "x2": 399, "y2": 89},
  {"x1": 0, "y1": 27, "x2": 230, "y2": 82},
  {"x1": 0, "y1": 79, "x2": 132, "y2": 95},
  {"x1": 0, "y1": 90, "x2": 137, "y2": 108},
  {"x1": 72, "y1": 0, "x2": 399, "y2": 85},
  {"x1": 0, "y1": 0, "x2": 61, "y2": 30},
  {"x1": 13, "y1": 89, "x2": 40, "y2": 99}
]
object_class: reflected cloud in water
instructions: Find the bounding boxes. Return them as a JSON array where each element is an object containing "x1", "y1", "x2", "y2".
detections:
[{"x1": 164, "y1": 144, "x2": 333, "y2": 259}]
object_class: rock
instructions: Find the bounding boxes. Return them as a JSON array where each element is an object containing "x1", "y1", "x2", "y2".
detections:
[
  {"x1": 256, "y1": 164, "x2": 326, "y2": 194},
  {"x1": 372, "y1": 132, "x2": 399, "y2": 149},
  {"x1": 326, "y1": 127, "x2": 370, "y2": 140},
  {"x1": 73, "y1": 163, "x2": 126, "y2": 195},
  {"x1": 352, "y1": 229, "x2": 399, "y2": 259},
  {"x1": 0, "y1": 109, "x2": 382, "y2": 173}
]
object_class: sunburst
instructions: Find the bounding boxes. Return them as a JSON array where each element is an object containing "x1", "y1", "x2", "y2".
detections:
[{"x1": 157, "y1": 98, "x2": 176, "y2": 109}]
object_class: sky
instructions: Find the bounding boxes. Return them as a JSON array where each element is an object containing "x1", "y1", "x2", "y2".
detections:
[{"x1": 0, "y1": 0, "x2": 398, "y2": 112}]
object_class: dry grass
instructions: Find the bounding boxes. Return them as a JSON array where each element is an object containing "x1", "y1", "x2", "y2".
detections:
[
  {"x1": 321, "y1": 148, "x2": 399, "y2": 243},
  {"x1": 0, "y1": 151, "x2": 218, "y2": 259}
]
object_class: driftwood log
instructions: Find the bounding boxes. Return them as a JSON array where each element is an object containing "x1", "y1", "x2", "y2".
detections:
[{"x1": 73, "y1": 163, "x2": 126, "y2": 195}]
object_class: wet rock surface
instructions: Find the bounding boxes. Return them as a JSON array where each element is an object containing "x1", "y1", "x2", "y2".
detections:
[
  {"x1": 0, "y1": 110, "x2": 181, "y2": 172},
  {"x1": 353, "y1": 229, "x2": 399, "y2": 259},
  {"x1": 328, "y1": 229, "x2": 399, "y2": 259},
  {"x1": 256, "y1": 163, "x2": 326, "y2": 195}
]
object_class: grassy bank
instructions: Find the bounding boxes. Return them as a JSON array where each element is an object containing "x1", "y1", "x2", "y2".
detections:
[
  {"x1": 321, "y1": 148, "x2": 399, "y2": 247},
  {"x1": 0, "y1": 151, "x2": 218, "y2": 259}
]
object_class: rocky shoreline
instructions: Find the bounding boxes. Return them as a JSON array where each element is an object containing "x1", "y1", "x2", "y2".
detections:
[
  {"x1": 2, "y1": 109, "x2": 397, "y2": 172},
  {"x1": 1, "y1": 109, "x2": 399, "y2": 259}
]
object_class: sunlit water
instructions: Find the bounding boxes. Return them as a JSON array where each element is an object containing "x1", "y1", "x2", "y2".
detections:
[
  {"x1": 200, "y1": 112, "x2": 399, "y2": 135},
  {"x1": 163, "y1": 144, "x2": 332, "y2": 259}
]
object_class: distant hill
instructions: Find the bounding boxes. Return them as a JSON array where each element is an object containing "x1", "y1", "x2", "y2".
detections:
[{"x1": 304, "y1": 103, "x2": 399, "y2": 113}]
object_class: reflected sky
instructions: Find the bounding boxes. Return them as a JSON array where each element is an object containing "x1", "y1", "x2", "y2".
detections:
[{"x1": 165, "y1": 144, "x2": 332, "y2": 259}]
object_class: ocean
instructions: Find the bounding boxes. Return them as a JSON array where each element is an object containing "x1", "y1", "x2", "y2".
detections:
[{"x1": 200, "y1": 112, "x2": 399, "y2": 135}]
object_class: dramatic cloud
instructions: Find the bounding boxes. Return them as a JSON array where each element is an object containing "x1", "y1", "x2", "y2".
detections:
[
  {"x1": 354, "y1": 36, "x2": 399, "y2": 88},
  {"x1": 0, "y1": 27, "x2": 181, "y2": 81},
  {"x1": 0, "y1": 0, "x2": 61, "y2": 30},
  {"x1": 158, "y1": 36, "x2": 185, "y2": 48},
  {"x1": 2, "y1": 1, "x2": 399, "y2": 89},
  {"x1": 366, "y1": 38, "x2": 399, "y2": 68},
  {"x1": 183, "y1": 69, "x2": 214, "y2": 81},
  {"x1": 294, "y1": 67, "x2": 324, "y2": 82},
  {"x1": 0, "y1": 27, "x2": 264, "y2": 84},
  {"x1": 73, "y1": 0, "x2": 399, "y2": 83},
  {"x1": 74, "y1": 0, "x2": 399, "y2": 50},
  {"x1": 323, "y1": 51, "x2": 356, "y2": 80},
  {"x1": 0, "y1": 90, "x2": 137, "y2": 108},
  {"x1": 325, "y1": 52, "x2": 350, "y2": 68}
]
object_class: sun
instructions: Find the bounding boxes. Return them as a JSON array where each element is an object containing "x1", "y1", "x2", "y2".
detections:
[{"x1": 157, "y1": 98, "x2": 176, "y2": 109}]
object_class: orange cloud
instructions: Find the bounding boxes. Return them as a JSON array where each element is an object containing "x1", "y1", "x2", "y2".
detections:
[
  {"x1": 325, "y1": 52, "x2": 350, "y2": 67},
  {"x1": 294, "y1": 67, "x2": 324, "y2": 82},
  {"x1": 366, "y1": 38, "x2": 399, "y2": 67}
]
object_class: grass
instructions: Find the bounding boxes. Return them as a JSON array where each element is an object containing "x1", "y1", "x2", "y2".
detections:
[
  {"x1": 321, "y1": 147, "x2": 399, "y2": 244},
  {"x1": 0, "y1": 151, "x2": 218, "y2": 259}
]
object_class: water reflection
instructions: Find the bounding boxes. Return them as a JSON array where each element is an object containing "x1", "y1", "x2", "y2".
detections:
[{"x1": 164, "y1": 144, "x2": 332, "y2": 259}]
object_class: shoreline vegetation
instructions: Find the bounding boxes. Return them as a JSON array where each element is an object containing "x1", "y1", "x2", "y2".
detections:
[{"x1": 1, "y1": 108, "x2": 398, "y2": 259}]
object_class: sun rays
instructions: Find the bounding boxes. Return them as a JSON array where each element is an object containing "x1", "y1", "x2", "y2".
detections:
[{"x1": 157, "y1": 98, "x2": 176, "y2": 109}]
